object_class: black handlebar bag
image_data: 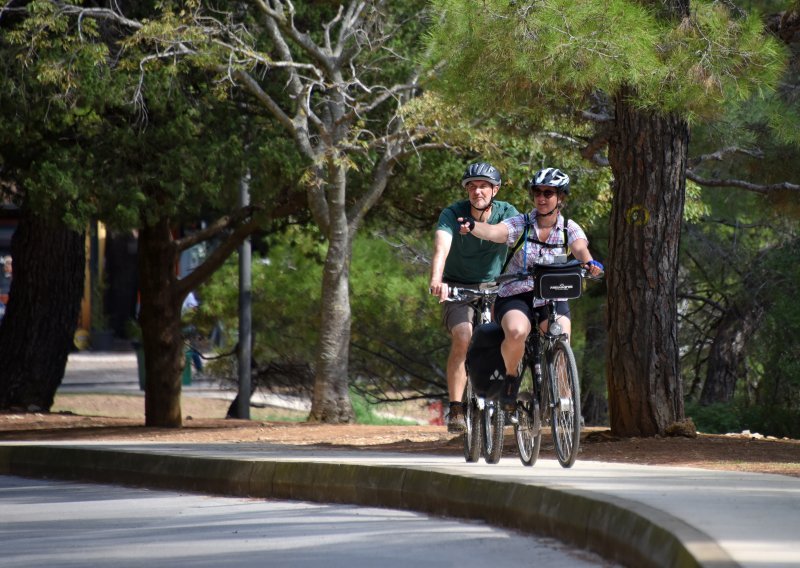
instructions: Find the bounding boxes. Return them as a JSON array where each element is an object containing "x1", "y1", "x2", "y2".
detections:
[
  {"x1": 466, "y1": 322, "x2": 506, "y2": 399},
  {"x1": 534, "y1": 263, "x2": 583, "y2": 300}
]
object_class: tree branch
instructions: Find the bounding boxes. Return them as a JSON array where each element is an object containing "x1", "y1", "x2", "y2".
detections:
[
  {"x1": 686, "y1": 170, "x2": 800, "y2": 194},
  {"x1": 51, "y1": 2, "x2": 143, "y2": 30},
  {"x1": 175, "y1": 213, "x2": 263, "y2": 297},
  {"x1": 174, "y1": 205, "x2": 261, "y2": 253},
  {"x1": 687, "y1": 146, "x2": 763, "y2": 168}
]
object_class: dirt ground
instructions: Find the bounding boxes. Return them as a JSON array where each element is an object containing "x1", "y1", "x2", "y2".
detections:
[{"x1": 2, "y1": 394, "x2": 799, "y2": 478}]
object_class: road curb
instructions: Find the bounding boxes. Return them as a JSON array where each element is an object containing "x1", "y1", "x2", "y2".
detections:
[{"x1": 0, "y1": 444, "x2": 738, "y2": 568}]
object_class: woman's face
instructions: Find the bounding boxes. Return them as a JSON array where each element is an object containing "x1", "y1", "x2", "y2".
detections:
[{"x1": 531, "y1": 186, "x2": 560, "y2": 214}]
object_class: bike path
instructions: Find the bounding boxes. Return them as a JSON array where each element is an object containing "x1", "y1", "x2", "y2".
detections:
[{"x1": 1, "y1": 441, "x2": 797, "y2": 568}]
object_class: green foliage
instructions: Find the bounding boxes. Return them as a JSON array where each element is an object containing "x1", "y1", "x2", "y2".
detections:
[
  {"x1": 388, "y1": 97, "x2": 614, "y2": 231},
  {"x1": 746, "y1": 240, "x2": 800, "y2": 437},
  {"x1": 198, "y1": 228, "x2": 450, "y2": 397},
  {"x1": 0, "y1": 2, "x2": 122, "y2": 227},
  {"x1": 0, "y1": 0, "x2": 250, "y2": 231},
  {"x1": 686, "y1": 401, "x2": 800, "y2": 439},
  {"x1": 197, "y1": 226, "x2": 325, "y2": 364},
  {"x1": 349, "y1": 231, "x2": 444, "y2": 391},
  {"x1": 685, "y1": 401, "x2": 746, "y2": 434},
  {"x1": 427, "y1": 0, "x2": 787, "y2": 124}
]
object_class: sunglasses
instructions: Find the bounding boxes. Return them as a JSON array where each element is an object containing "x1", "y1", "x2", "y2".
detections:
[{"x1": 531, "y1": 189, "x2": 557, "y2": 198}]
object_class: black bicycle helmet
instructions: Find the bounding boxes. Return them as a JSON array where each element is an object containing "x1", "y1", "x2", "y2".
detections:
[
  {"x1": 461, "y1": 162, "x2": 502, "y2": 188},
  {"x1": 528, "y1": 167, "x2": 570, "y2": 194}
]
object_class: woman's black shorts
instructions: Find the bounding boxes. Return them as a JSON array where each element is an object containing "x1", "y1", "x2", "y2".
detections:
[{"x1": 494, "y1": 291, "x2": 570, "y2": 325}]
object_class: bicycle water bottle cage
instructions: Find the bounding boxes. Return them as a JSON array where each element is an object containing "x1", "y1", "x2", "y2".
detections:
[{"x1": 534, "y1": 259, "x2": 583, "y2": 300}]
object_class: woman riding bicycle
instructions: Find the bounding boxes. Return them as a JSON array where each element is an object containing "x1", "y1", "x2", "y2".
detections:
[{"x1": 457, "y1": 167, "x2": 603, "y2": 411}]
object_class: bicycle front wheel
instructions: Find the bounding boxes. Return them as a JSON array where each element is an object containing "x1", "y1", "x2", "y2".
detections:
[
  {"x1": 482, "y1": 400, "x2": 504, "y2": 464},
  {"x1": 547, "y1": 339, "x2": 581, "y2": 468},
  {"x1": 462, "y1": 380, "x2": 482, "y2": 463}
]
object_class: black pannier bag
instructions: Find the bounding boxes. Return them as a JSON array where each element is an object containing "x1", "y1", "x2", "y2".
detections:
[
  {"x1": 466, "y1": 322, "x2": 506, "y2": 399},
  {"x1": 534, "y1": 262, "x2": 583, "y2": 300}
]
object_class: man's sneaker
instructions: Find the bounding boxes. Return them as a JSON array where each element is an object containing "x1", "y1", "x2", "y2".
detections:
[
  {"x1": 446, "y1": 403, "x2": 467, "y2": 433},
  {"x1": 500, "y1": 375, "x2": 521, "y2": 412}
]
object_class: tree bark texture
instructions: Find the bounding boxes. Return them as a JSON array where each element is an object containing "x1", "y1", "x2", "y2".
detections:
[
  {"x1": 137, "y1": 218, "x2": 184, "y2": 427},
  {"x1": 606, "y1": 88, "x2": 689, "y2": 436},
  {"x1": 309, "y1": 166, "x2": 355, "y2": 423},
  {"x1": 0, "y1": 210, "x2": 84, "y2": 410},
  {"x1": 699, "y1": 301, "x2": 765, "y2": 405}
]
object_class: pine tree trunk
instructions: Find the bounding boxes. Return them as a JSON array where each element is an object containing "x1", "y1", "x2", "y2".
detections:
[
  {"x1": 138, "y1": 218, "x2": 184, "y2": 427},
  {"x1": 0, "y1": 211, "x2": 84, "y2": 411},
  {"x1": 605, "y1": 88, "x2": 689, "y2": 436},
  {"x1": 699, "y1": 302, "x2": 764, "y2": 405}
]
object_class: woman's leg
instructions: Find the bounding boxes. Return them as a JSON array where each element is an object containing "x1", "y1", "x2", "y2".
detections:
[{"x1": 500, "y1": 309, "x2": 531, "y2": 377}]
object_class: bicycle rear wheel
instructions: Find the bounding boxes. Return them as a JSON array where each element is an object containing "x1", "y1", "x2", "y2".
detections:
[
  {"x1": 547, "y1": 339, "x2": 581, "y2": 468},
  {"x1": 482, "y1": 400, "x2": 504, "y2": 464},
  {"x1": 462, "y1": 380, "x2": 482, "y2": 463}
]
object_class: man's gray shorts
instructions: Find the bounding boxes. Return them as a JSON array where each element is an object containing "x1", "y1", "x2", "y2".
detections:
[{"x1": 442, "y1": 281, "x2": 496, "y2": 331}]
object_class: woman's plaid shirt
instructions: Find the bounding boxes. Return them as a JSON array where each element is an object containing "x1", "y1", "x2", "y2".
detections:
[{"x1": 498, "y1": 212, "x2": 588, "y2": 304}]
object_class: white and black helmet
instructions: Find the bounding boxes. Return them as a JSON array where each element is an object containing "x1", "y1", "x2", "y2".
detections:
[
  {"x1": 461, "y1": 162, "x2": 502, "y2": 188},
  {"x1": 528, "y1": 167, "x2": 570, "y2": 194}
]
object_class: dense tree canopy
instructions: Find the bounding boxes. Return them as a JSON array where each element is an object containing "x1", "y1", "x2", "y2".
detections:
[
  {"x1": 2, "y1": 0, "x2": 798, "y2": 437},
  {"x1": 425, "y1": 0, "x2": 794, "y2": 436}
]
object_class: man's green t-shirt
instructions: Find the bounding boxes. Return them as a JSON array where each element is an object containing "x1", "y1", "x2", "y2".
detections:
[{"x1": 436, "y1": 200, "x2": 519, "y2": 284}]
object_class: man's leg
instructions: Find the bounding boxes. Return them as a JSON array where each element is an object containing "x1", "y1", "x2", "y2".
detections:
[
  {"x1": 447, "y1": 322, "x2": 472, "y2": 401},
  {"x1": 445, "y1": 321, "x2": 472, "y2": 433}
]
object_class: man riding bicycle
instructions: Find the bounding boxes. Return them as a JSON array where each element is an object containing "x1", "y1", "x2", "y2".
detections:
[
  {"x1": 430, "y1": 162, "x2": 519, "y2": 433},
  {"x1": 457, "y1": 167, "x2": 603, "y2": 412}
]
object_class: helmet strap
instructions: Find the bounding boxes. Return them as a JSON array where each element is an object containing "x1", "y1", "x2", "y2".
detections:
[
  {"x1": 471, "y1": 199, "x2": 493, "y2": 221},
  {"x1": 537, "y1": 204, "x2": 559, "y2": 218}
]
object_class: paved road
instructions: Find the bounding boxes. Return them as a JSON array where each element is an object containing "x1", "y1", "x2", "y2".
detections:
[
  {"x1": 60, "y1": 351, "x2": 310, "y2": 410},
  {"x1": 0, "y1": 475, "x2": 610, "y2": 568}
]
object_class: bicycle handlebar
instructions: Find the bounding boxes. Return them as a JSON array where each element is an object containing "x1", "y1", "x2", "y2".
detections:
[
  {"x1": 444, "y1": 285, "x2": 499, "y2": 303},
  {"x1": 495, "y1": 260, "x2": 604, "y2": 285}
]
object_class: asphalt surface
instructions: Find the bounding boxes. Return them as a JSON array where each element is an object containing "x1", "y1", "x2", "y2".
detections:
[
  {"x1": 1, "y1": 475, "x2": 610, "y2": 568},
  {"x1": 2, "y1": 351, "x2": 799, "y2": 568}
]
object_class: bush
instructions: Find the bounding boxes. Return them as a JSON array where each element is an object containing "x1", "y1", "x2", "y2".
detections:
[
  {"x1": 686, "y1": 401, "x2": 800, "y2": 438},
  {"x1": 685, "y1": 402, "x2": 744, "y2": 434}
]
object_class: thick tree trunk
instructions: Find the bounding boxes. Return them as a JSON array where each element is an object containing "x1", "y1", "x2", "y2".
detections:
[
  {"x1": 138, "y1": 218, "x2": 184, "y2": 427},
  {"x1": 606, "y1": 88, "x2": 689, "y2": 436},
  {"x1": 699, "y1": 302, "x2": 764, "y2": 405},
  {"x1": 0, "y1": 210, "x2": 84, "y2": 411}
]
